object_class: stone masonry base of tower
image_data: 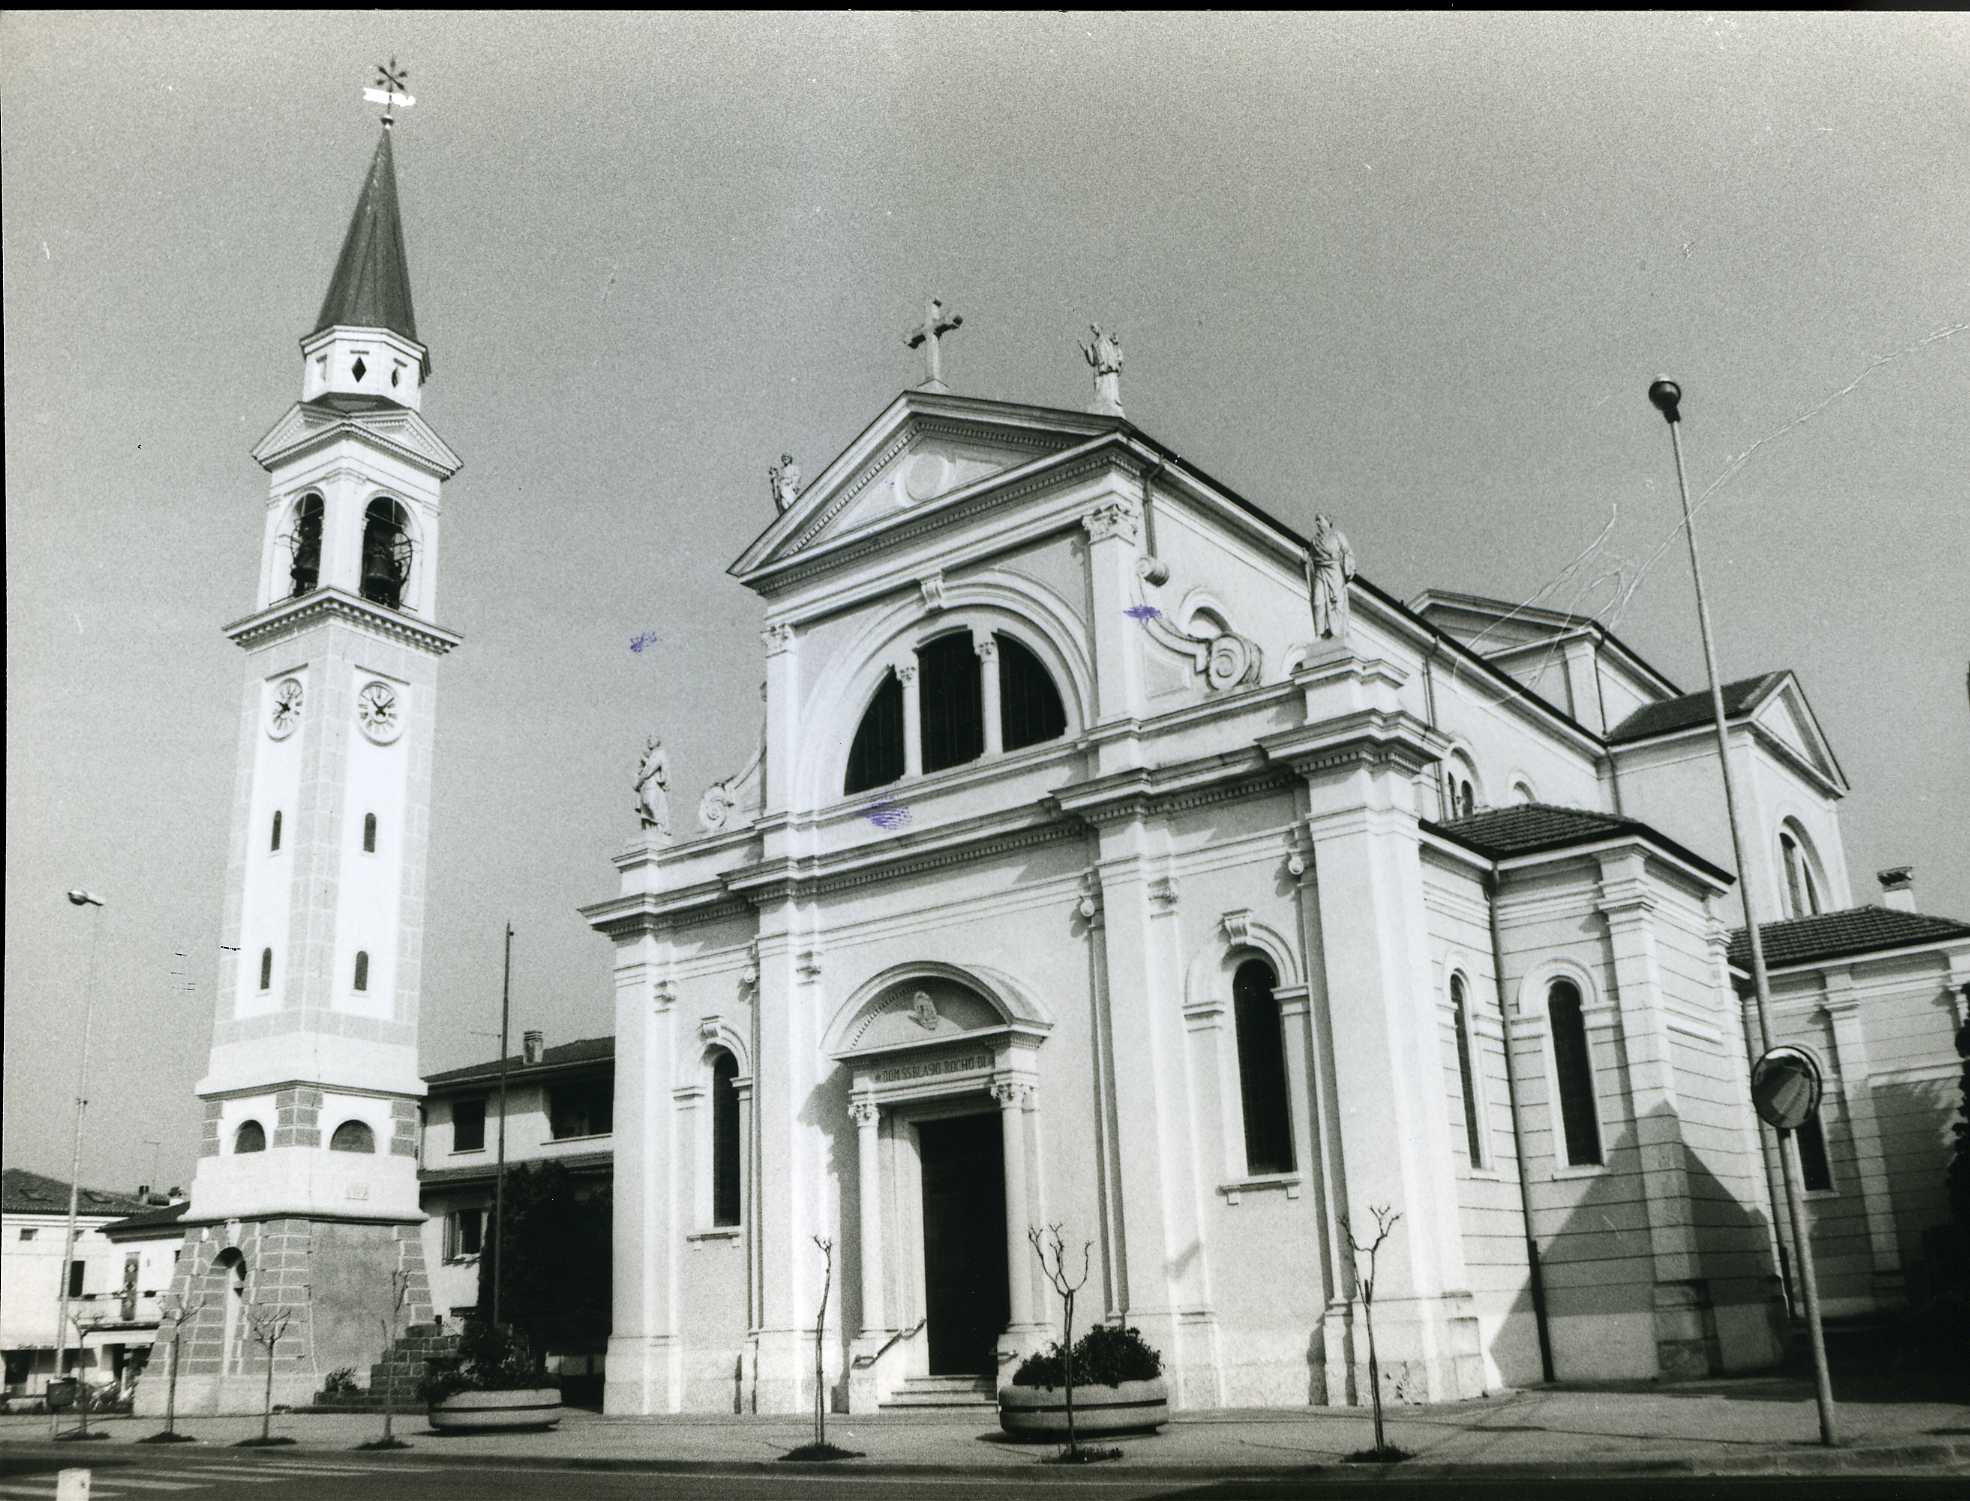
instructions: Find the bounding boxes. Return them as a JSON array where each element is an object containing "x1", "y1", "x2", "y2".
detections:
[{"x1": 137, "y1": 1219, "x2": 432, "y2": 1416}]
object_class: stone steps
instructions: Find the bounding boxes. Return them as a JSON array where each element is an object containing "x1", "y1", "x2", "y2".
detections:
[
  {"x1": 313, "y1": 1322, "x2": 461, "y2": 1408},
  {"x1": 881, "y1": 1373, "x2": 998, "y2": 1409}
]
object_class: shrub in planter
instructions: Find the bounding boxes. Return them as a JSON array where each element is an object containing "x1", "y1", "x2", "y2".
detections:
[
  {"x1": 420, "y1": 1322, "x2": 561, "y2": 1432},
  {"x1": 1003, "y1": 1325, "x2": 1168, "y2": 1440},
  {"x1": 1013, "y1": 1325, "x2": 1163, "y2": 1389}
]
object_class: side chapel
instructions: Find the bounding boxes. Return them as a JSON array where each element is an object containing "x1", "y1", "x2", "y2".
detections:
[{"x1": 581, "y1": 316, "x2": 1966, "y2": 1417}]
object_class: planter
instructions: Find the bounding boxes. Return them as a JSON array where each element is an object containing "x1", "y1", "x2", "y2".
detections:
[
  {"x1": 427, "y1": 1388, "x2": 562, "y2": 1433},
  {"x1": 997, "y1": 1377, "x2": 1168, "y2": 1439}
]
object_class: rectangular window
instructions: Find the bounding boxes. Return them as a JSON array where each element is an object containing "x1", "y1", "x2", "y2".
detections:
[
  {"x1": 68, "y1": 1261, "x2": 85, "y2": 1298},
  {"x1": 549, "y1": 1079, "x2": 614, "y2": 1140},
  {"x1": 452, "y1": 1097, "x2": 487, "y2": 1153},
  {"x1": 1796, "y1": 1113, "x2": 1834, "y2": 1192},
  {"x1": 19, "y1": 1228, "x2": 37, "y2": 1241},
  {"x1": 445, "y1": 1208, "x2": 486, "y2": 1260}
]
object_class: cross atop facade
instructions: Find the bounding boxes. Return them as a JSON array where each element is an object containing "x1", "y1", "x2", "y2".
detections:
[
  {"x1": 363, "y1": 57, "x2": 415, "y2": 129},
  {"x1": 903, "y1": 298, "x2": 964, "y2": 390}
]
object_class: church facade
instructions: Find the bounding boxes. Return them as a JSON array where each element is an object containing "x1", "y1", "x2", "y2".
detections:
[{"x1": 581, "y1": 344, "x2": 1938, "y2": 1416}]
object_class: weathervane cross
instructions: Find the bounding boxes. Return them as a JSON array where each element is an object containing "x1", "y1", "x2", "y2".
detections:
[
  {"x1": 363, "y1": 57, "x2": 415, "y2": 129},
  {"x1": 903, "y1": 298, "x2": 963, "y2": 390}
]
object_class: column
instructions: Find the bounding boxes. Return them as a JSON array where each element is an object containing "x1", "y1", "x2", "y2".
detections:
[
  {"x1": 1822, "y1": 978, "x2": 1903, "y2": 1303},
  {"x1": 1081, "y1": 497, "x2": 1147, "y2": 775},
  {"x1": 975, "y1": 633, "x2": 1003, "y2": 756},
  {"x1": 897, "y1": 662, "x2": 923, "y2": 778},
  {"x1": 853, "y1": 1100, "x2": 886, "y2": 1336},
  {"x1": 604, "y1": 933, "x2": 677, "y2": 1414},
  {"x1": 995, "y1": 1080, "x2": 1036, "y2": 1332}
]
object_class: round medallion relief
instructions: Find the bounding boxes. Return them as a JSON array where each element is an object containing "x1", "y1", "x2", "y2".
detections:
[{"x1": 901, "y1": 452, "x2": 951, "y2": 505}]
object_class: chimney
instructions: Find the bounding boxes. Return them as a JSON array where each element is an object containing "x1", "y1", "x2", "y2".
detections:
[
  {"x1": 523, "y1": 1029, "x2": 545, "y2": 1065},
  {"x1": 1877, "y1": 866, "x2": 1916, "y2": 913},
  {"x1": 166, "y1": 1187, "x2": 185, "y2": 1204},
  {"x1": 137, "y1": 1184, "x2": 149, "y2": 1201}
]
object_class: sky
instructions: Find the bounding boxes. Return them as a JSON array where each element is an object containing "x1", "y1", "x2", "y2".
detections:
[{"x1": 5, "y1": 12, "x2": 1967, "y2": 1197}]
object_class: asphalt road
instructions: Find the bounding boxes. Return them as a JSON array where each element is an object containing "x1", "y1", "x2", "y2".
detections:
[{"x1": 3, "y1": 1446, "x2": 1968, "y2": 1501}]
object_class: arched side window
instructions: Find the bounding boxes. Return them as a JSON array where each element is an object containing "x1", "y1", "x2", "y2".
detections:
[
  {"x1": 287, "y1": 494, "x2": 324, "y2": 598},
  {"x1": 1444, "y1": 752, "x2": 1480, "y2": 819},
  {"x1": 1232, "y1": 959, "x2": 1295, "y2": 1175},
  {"x1": 844, "y1": 670, "x2": 904, "y2": 795},
  {"x1": 1795, "y1": 1110, "x2": 1834, "y2": 1193},
  {"x1": 329, "y1": 1120, "x2": 376, "y2": 1154},
  {"x1": 360, "y1": 498, "x2": 413, "y2": 610},
  {"x1": 1548, "y1": 979, "x2": 1603, "y2": 1167},
  {"x1": 918, "y1": 632, "x2": 983, "y2": 773},
  {"x1": 353, "y1": 951, "x2": 370, "y2": 992},
  {"x1": 997, "y1": 632, "x2": 1067, "y2": 751},
  {"x1": 1451, "y1": 974, "x2": 1486, "y2": 1168},
  {"x1": 1779, "y1": 826, "x2": 1821, "y2": 919},
  {"x1": 233, "y1": 1121, "x2": 267, "y2": 1154},
  {"x1": 270, "y1": 811, "x2": 283, "y2": 852},
  {"x1": 710, "y1": 1049, "x2": 742, "y2": 1227},
  {"x1": 363, "y1": 813, "x2": 377, "y2": 854},
  {"x1": 1510, "y1": 778, "x2": 1537, "y2": 805},
  {"x1": 258, "y1": 948, "x2": 273, "y2": 992}
]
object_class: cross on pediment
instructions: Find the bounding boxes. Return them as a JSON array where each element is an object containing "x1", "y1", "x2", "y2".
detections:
[{"x1": 903, "y1": 298, "x2": 963, "y2": 390}]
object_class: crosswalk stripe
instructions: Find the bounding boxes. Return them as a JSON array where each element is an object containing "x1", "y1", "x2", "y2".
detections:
[
  {"x1": 258, "y1": 1464, "x2": 388, "y2": 1474},
  {"x1": 0, "y1": 1484, "x2": 54, "y2": 1499},
  {"x1": 79, "y1": 1480, "x2": 205, "y2": 1493},
  {"x1": 142, "y1": 1470, "x2": 283, "y2": 1485}
]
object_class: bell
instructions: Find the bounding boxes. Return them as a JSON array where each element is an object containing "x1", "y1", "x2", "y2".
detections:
[{"x1": 362, "y1": 541, "x2": 400, "y2": 604}]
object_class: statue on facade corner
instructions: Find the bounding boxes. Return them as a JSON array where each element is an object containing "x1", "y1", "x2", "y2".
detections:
[
  {"x1": 769, "y1": 453, "x2": 802, "y2": 513},
  {"x1": 1081, "y1": 324, "x2": 1124, "y2": 416},
  {"x1": 1309, "y1": 513, "x2": 1357, "y2": 641},
  {"x1": 635, "y1": 735, "x2": 671, "y2": 838}
]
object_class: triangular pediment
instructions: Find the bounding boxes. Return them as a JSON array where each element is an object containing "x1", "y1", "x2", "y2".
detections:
[
  {"x1": 1750, "y1": 674, "x2": 1846, "y2": 792},
  {"x1": 253, "y1": 398, "x2": 462, "y2": 479},
  {"x1": 730, "y1": 391, "x2": 1124, "y2": 582}
]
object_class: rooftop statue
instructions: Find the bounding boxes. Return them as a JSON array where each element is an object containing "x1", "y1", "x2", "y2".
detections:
[
  {"x1": 1308, "y1": 513, "x2": 1357, "y2": 641},
  {"x1": 635, "y1": 735, "x2": 671, "y2": 839},
  {"x1": 1081, "y1": 324, "x2": 1124, "y2": 416},
  {"x1": 769, "y1": 453, "x2": 802, "y2": 513}
]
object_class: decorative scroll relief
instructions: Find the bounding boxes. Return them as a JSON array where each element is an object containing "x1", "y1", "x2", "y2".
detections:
[
  {"x1": 874, "y1": 1051, "x2": 992, "y2": 1085},
  {"x1": 699, "y1": 729, "x2": 766, "y2": 833},
  {"x1": 1131, "y1": 555, "x2": 1262, "y2": 695}
]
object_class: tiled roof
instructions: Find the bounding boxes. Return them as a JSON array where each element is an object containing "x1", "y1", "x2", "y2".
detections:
[
  {"x1": 2, "y1": 1169, "x2": 149, "y2": 1218},
  {"x1": 1425, "y1": 803, "x2": 1733, "y2": 882},
  {"x1": 424, "y1": 1035, "x2": 615, "y2": 1089},
  {"x1": 1729, "y1": 905, "x2": 1970, "y2": 972},
  {"x1": 103, "y1": 1201, "x2": 190, "y2": 1238},
  {"x1": 1608, "y1": 673, "x2": 1786, "y2": 744},
  {"x1": 313, "y1": 128, "x2": 423, "y2": 364}
]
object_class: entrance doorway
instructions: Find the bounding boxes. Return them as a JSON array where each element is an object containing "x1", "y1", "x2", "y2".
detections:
[{"x1": 917, "y1": 1111, "x2": 1009, "y2": 1375}]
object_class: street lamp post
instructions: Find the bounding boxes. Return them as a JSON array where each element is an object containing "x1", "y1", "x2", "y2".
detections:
[
  {"x1": 51, "y1": 889, "x2": 106, "y2": 1438},
  {"x1": 1646, "y1": 379, "x2": 1839, "y2": 1447}
]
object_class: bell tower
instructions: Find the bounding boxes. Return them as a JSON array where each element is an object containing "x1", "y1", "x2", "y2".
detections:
[{"x1": 148, "y1": 108, "x2": 461, "y2": 1414}]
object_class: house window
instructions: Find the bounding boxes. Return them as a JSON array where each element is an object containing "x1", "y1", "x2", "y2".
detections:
[
  {"x1": 844, "y1": 671, "x2": 905, "y2": 794},
  {"x1": 69, "y1": 1261, "x2": 85, "y2": 1298},
  {"x1": 1232, "y1": 959, "x2": 1295, "y2": 1175},
  {"x1": 234, "y1": 1121, "x2": 266, "y2": 1154},
  {"x1": 445, "y1": 1208, "x2": 486, "y2": 1260},
  {"x1": 270, "y1": 811, "x2": 282, "y2": 852},
  {"x1": 1549, "y1": 979, "x2": 1603, "y2": 1167},
  {"x1": 287, "y1": 494, "x2": 324, "y2": 597},
  {"x1": 1796, "y1": 1112, "x2": 1834, "y2": 1192},
  {"x1": 353, "y1": 951, "x2": 369, "y2": 992},
  {"x1": 329, "y1": 1120, "x2": 376, "y2": 1153},
  {"x1": 710, "y1": 1050, "x2": 742, "y2": 1227},
  {"x1": 549, "y1": 1080, "x2": 614, "y2": 1140},
  {"x1": 363, "y1": 814, "x2": 377, "y2": 854},
  {"x1": 1780, "y1": 828, "x2": 1821, "y2": 919},
  {"x1": 20, "y1": 1228, "x2": 38, "y2": 1241},
  {"x1": 258, "y1": 948, "x2": 273, "y2": 991},
  {"x1": 918, "y1": 631, "x2": 984, "y2": 773},
  {"x1": 997, "y1": 633, "x2": 1067, "y2": 751},
  {"x1": 452, "y1": 1098, "x2": 487, "y2": 1153},
  {"x1": 1451, "y1": 974, "x2": 1486, "y2": 1167}
]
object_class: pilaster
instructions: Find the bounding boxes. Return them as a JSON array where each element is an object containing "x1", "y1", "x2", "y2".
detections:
[{"x1": 1821, "y1": 973, "x2": 1903, "y2": 1303}]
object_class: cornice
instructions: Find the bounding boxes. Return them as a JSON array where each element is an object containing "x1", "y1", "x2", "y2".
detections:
[
  {"x1": 223, "y1": 588, "x2": 462, "y2": 655},
  {"x1": 252, "y1": 401, "x2": 463, "y2": 481}
]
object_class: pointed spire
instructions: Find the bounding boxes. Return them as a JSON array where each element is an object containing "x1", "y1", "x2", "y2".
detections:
[{"x1": 314, "y1": 128, "x2": 425, "y2": 372}]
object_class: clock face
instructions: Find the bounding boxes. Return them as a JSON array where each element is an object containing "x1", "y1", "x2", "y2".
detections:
[
  {"x1": 268, "y1": 678, "x2": 304, "y2": 739},
  {"x1": 355, "y1": 680, "x2": 404, "y2": 744}
]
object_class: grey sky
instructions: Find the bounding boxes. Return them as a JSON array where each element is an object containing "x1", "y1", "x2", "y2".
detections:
[{"x1": 5, "y1": 12, "x2": 1967, "y2": 1195}]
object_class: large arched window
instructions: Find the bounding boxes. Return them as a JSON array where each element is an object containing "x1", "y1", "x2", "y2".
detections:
[
  {"x1": 918, "y1": 632, "x2": 983, "y2": 773},
  {"x1": 710, "y1": 1049, "x2": 742, "y2": 1228},
  {"x1": 287, "y1": 494, "x2": 324, "y2": 598},
  {"x1": 997, "y1": 633, "x2": 1067, "y2": 750},
  {"x1": 329, "y1": 1120, "x2": 376, "y2": 1154},
  {"x1": 845, "y1": 671, "x2": 905, "y2": 794},
  {"x1": 360, "y1": 498, "x2": 413, "y2": 610},
  {"x1": 1451, "y1": 974, "x2": 1486, "y2": 1168},
  {"x1": 1548, "y1": 979, "x2": 1603, "y2": 1167},
  {"x1": 1779, "y1": 826, "x2": 1821, "y2": 919},
  {"x1": 233, "y1": 1121, "x2": 266, "y2": 1154},
  {"x1": 1232, "y1": 959, "x2": 1294, "y2": 1175}
]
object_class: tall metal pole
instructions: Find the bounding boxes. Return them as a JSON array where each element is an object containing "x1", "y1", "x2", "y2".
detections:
[
  {"x1": 1647, "y1": 378, "x2": 1839, "y2": 1446},
  {"x1": 51, "y1": 890, "x2": 106, "y2": 1437},
  {"x1": 491, "y1": 923, "x2": 514, "y2": 1328}
]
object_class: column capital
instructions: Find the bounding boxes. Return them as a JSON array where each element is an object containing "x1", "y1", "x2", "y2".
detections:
[
  {"x1": 973, "y1": 633, "x2": 998, "y2": 662},
  {"x1": 991, "y1": 1078, "x2": 1035, "y2": 1109},
  {"x1": 849, "y1": 1098, "x2": 881, "y2": 1127},
  {"x1": 762, "y1": 622, "x2": 796, "y2": 656},
  {"x1": 895, "y1": 660, "x2": 919, "y2": 686},
  {"x1": 1082, "y1": 498, "x2": 1141, "y2": 544}
]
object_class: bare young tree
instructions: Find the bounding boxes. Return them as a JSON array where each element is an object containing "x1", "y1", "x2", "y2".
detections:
[
  {"x1": 150, "y1": 1290, "x2": 205, "y2": 1442},
  {"x1": 810, "y1": 1236, "x2": 833, "y2": 1451},
  {"x1": 375, "y1": 1266, "x2": 414, "y2": 1447},
  {"x1": 244, "y1": 1303, "x2": 294, "y2": 1445},
  {"x1": 1339, "y1": 1204, "x2": 1402, "y2": 1457},
  {"x1": 62, "y1": 1312, "x2": 108, "y2": 1438},
  {"x1": 1027, "y1": 1223, "x2": 1094, "y2": 1459}
]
